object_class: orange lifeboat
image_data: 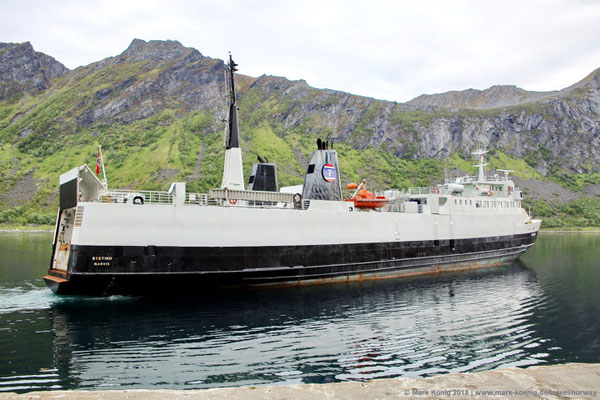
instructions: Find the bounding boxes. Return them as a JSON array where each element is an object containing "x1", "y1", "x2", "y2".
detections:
[{"x1": 345, "y1": 181, "x2": 389, "y2": 209}]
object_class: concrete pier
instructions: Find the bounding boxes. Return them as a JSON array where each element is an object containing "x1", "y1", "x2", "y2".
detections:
[{"x1": 1, "y1": 363, "x2": 598, "y2": 399}]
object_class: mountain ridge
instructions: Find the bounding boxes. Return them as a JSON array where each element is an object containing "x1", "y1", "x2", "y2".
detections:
[
  {"x1": 406, "y1": 67, "x2": 600, "y2": 110},
  {"x1": 407, "y1": 85, "x2": 559, "y2": 110},
  {"x1": 4, "y1": 39, "x2": 597, "y2": 112}
]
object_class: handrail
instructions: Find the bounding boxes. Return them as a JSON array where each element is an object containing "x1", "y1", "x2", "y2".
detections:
[
  {"x1": 444, "y1": 175, "x2": 511, "y2": 184},
  {"x1": 209, "y1": 188, "x2": 297, "y2": 203},
  {"x1": 94, "y1": 188, "x2": 301, "y2": 208},
  {"x1": 408, "y1": 187, "x2": 433, "y2": 195},
  {"x1": 98, "y1": 189, "x2": 173, "y2": 205}
]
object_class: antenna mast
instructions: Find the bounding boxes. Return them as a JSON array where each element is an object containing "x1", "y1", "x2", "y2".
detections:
[
  {"x1": 472, "y1": 148, "x2": 488, "y2": 182},
  {"x1": 225, "y1": 53, "x2": 240, "y2": 149},
  {"x1": 220, "y1": 53, "x2": 245, "y2": 190}
]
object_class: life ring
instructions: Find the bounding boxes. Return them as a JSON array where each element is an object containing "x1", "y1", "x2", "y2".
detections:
[
  {"x1": 433, "y1": 187, "x2": 440, "y2": 194},
  {"x1": 229, "y1": 199, "x2": 237, "y2": 205},
  {"x1": 133, "y1": 196, "x2": 144, "y2": 205}
]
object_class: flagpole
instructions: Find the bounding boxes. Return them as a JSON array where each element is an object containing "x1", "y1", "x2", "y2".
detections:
[{"x1": 99, "y1": 145, "x2": 108, "y2": 189}]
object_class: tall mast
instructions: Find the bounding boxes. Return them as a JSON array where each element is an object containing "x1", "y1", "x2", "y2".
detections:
[
  {"x1": 220, "y1": 53, "x2": 245, "y2": 190},
  {"x1": 226, "y1": 53, "x2": 240, "y2": 149},
  {"x1": 472, "y1": 148, "x2": 488, "y2": 182}
]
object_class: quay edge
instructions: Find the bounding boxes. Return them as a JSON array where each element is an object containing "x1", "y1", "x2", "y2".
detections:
[{"x1": 1, "y1": 363, "x2": 598, "y2": 399}]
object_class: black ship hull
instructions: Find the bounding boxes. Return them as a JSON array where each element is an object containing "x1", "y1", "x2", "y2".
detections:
[{"x1": 44, "y1": 232, "x2": 537, "y2": 295}]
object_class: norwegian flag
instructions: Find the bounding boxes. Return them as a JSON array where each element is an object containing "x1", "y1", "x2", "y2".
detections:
[{"x1": 96, "y1": 148, "x2": 101, "y2": 175}]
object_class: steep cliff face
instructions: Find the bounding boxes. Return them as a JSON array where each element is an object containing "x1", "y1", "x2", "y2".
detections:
[
  {"x1": 0, "y1": 39, "x2": 599, "y2": 223},
  {"x1": 0, "y1": 42, "x2": 69, "y2": 100},
  {"x1": 410, "y1": 88, "x2": 600, "y2": 174},
  {"x1": 401, "y1": 69, "x2": 600, "y2": 174}
]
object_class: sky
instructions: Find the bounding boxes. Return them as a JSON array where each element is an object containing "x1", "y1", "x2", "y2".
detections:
[{"x1": 2, "y1": 0, "x2": 600, "y2": 102}]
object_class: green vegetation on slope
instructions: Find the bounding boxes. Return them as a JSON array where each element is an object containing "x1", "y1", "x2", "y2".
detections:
[{"x1": 529, "y1": 198, "x2": 600, "y2": 228}]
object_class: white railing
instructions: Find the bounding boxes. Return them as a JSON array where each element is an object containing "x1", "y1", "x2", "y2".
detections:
[
  {"x1": 98, "y1": 189, "x2": 173, "y2": 205},
  {"x1": 185, "y1": 193, "x2": 219, "y2": 206},
  {"x1": 444, "y1": 175, "x2": 511, "y2": 185},
  {"x1": 209, "y1": 188, "x2": 301, "y2": 209},
  {"x1": 407, "y1": 187, "x2": 433, "y2": 195},
  {"x1": 95, "y1": 188, "x2": 302, "y2": 209},
  {"x1": 382, "y1": 198, "x2": 405, "y2": 213},
  {"x1": 209, "y1": 188, "x2": 298, "y2": 203}
]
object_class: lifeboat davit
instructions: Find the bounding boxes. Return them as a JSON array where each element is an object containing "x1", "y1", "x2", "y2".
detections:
[{"x1": 345, "y1": 188, "x2": 389, "y2": 209}]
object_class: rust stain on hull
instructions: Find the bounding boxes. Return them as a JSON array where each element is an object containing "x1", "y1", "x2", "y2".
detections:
[{"x1": 228, "y1": 255, "x2": 519, "y2": 291}]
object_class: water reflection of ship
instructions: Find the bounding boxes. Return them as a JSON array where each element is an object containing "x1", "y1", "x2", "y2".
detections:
[
  {"x1": 50, "y1": 309, "x2": 80, "y2": 390},
  {"x1": 45, "y1": 264, "x2": 562, "y2": 388},
  {"x1": 49, "y1": 266, "x2": 524, "y2": 340}
]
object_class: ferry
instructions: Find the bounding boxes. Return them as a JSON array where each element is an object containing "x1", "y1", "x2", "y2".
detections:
[{"x1": 43, "y1": 56, "x2": 541, "y2": 295}]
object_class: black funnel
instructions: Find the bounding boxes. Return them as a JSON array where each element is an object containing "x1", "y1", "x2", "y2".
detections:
[{"x1": 301, "y1": 150, "x2": 342, "y2": 201}]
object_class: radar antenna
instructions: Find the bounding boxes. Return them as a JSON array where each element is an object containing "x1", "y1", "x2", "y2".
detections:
[{"x1": 497, "y1": 169, "x2": 514, "y2": 180}]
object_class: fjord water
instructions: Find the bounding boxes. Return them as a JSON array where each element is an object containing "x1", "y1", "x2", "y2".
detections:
[{"x1": 0, "y1": 232, "x2": 598, "y2": 392}]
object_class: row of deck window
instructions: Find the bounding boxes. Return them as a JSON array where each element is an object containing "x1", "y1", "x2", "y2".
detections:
[{"x1": 454, "y1": 199, "x2": 521, "y2": 208}]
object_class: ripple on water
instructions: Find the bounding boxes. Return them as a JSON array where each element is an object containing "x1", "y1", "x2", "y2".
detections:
[
  {"x1": 0, "y1": 286, "x2": 55, "y2": 314},
  {"x1": 0, "y1": 372, "x2": 61, "y2": 393},
  {"x1": 0, "y1": 284, "x2": 141, "y2": 315}
]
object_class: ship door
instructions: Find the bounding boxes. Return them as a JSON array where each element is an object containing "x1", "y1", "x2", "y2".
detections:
[
  {"x1": 52, "y1": 208, "x2": 75, "y2": 271},
  {"x1": 431, "y1": 196, "x2": 439, "y2": 214},
  {"x1": 438, "y1": 197, "x2": 449, "y2": 215}
]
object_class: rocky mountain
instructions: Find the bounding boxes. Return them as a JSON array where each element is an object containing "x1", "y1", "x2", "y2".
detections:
[
  {"x1": 0, "y1": 39, "x2": 599, "y2": 227},
  {"x1": 406, "y1": 68, "x2": 600, "y2": 111},
  {"x1": 407, "y1": 85, "x2": 558, "y2": 110},
  {"x1": 0, "y1": 42, "x2": 69, "y2": 100}
]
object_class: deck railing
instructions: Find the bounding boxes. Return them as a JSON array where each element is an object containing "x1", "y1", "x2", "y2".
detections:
[
  {"x1": 98, "y1": 189, "x2": 173, "y2": 205},
  {"x1": 185, "y1": 193, "x2": 219, "y2": 206},
  {"x1": 407, "y1": 187, "x2": 433, "y2": 195},
  {"x1": 95, "y1": 188, "x2": 300, "y2": 209},
  {"x1": 444, "y1": 175, "x2": 511, "y2": 185}
]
